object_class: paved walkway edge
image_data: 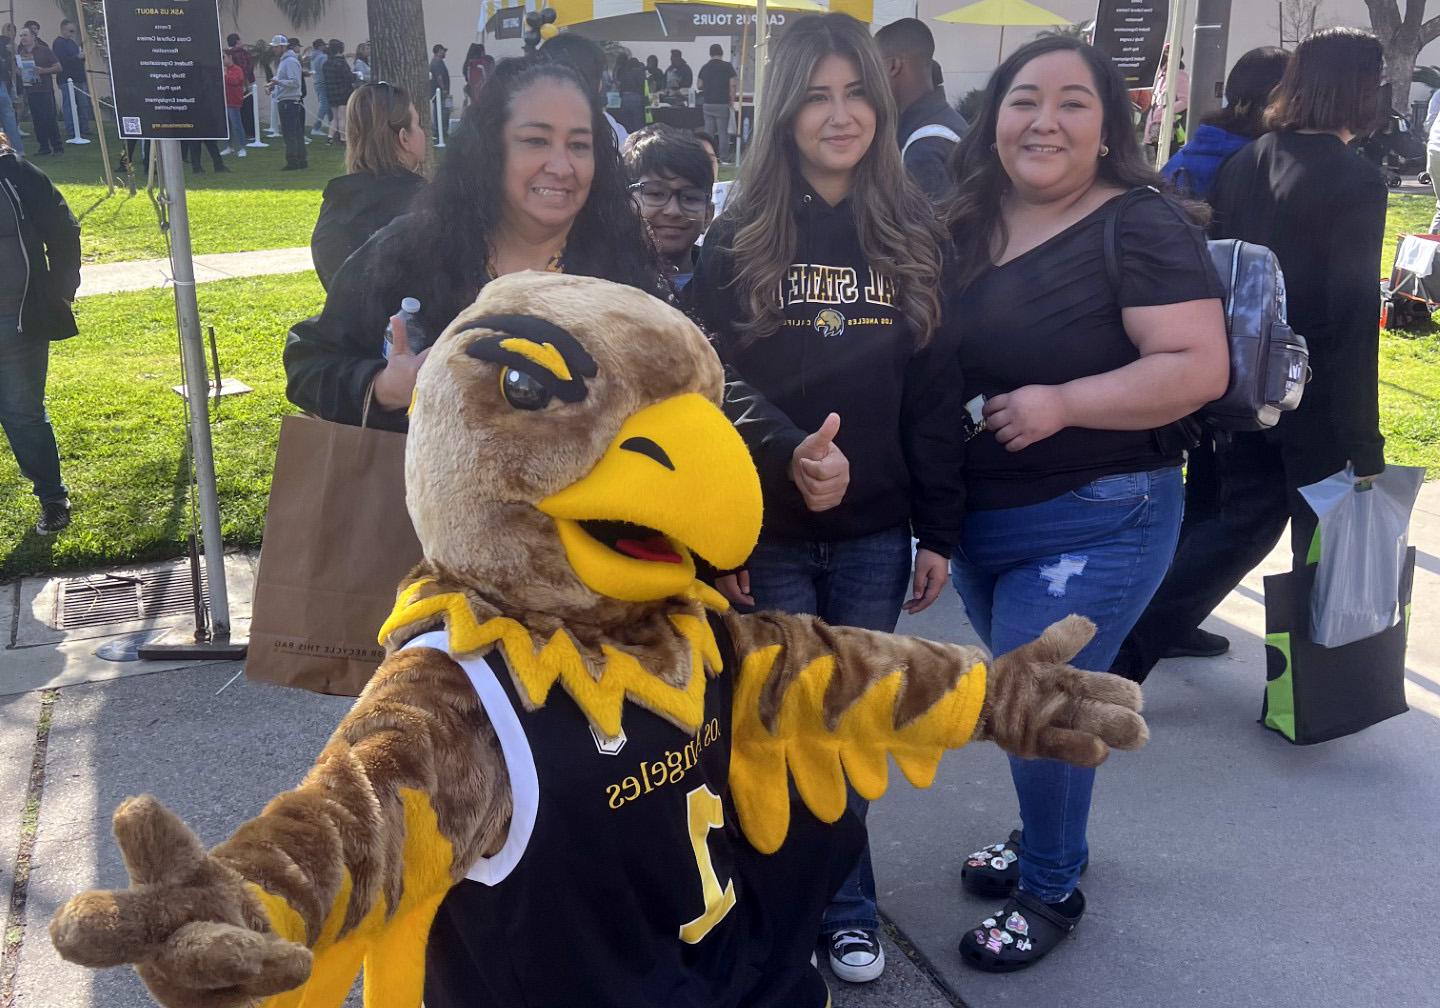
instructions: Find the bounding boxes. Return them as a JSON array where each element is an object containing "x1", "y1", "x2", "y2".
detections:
[{"x1": 78, "y1": 246, "x2": 314, "y2": 298}]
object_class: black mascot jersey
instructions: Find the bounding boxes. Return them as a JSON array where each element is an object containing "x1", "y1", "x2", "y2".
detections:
[{"x1": 409, "y1": 617, "x2": 865, "y2": 1008}]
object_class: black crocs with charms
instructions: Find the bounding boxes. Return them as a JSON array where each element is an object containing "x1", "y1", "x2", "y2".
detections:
[
  {"x1": 959, "y1": 888, "x2": 1084, "y2": 973},
  {"x1": 960, "y1": 829, "x2": 1023, "y2": 897}
]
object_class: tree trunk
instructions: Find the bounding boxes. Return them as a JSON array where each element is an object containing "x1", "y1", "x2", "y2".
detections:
[
  {"x1": 368, "y1": 0, "x2": 432, "y2": 132},
  {"x1": 1366, "y1": 0, "x2": 1440, "y2": 113}
]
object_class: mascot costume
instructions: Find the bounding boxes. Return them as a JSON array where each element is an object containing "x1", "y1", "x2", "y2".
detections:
[{"x1": 50, "y1": 274, "x2": 1147, "y2": 1008}]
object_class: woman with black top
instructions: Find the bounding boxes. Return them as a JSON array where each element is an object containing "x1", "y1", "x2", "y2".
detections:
[
  {"x1": 322, "y1": 40, "x2": 356, "y2": 145},
  {"x1": 942, "y1": 36, "x2": 1227, "y2": 970},
  {"x1": 689, "y1": 12, "x2": 964, "y2": 985},
  {"x1": 309, "y1": 82, "x2": 428, "y2": 291},
  {"x1": 285, "y1": 58, "x2": 665, "y2": 431},
  {"x1": 1115, "y1": 29, "x2": 1388, "y2": 682}
]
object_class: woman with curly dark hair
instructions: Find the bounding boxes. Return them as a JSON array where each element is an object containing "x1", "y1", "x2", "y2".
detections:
[{"x1": 285, "y1": 57, "x2": 662, "y2": 430}]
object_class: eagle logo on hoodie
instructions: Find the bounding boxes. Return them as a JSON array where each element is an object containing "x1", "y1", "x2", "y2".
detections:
[{"x1": 813, "y1": 308, "x2": 846, "y2": 338}]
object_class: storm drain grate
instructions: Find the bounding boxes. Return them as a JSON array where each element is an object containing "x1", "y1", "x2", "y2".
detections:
[{"x1": 54, "y1": 566, "x2": 209, "y2": 630}]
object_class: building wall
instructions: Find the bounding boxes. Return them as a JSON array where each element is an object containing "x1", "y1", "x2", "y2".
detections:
[{"x1": 4, "y1": 0, "x2": 1434, "y2": 113}]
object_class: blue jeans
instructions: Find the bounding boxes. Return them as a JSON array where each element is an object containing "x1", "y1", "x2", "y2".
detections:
[
  {"x1": 0, "y1": 84, "x2": 22, "y2": 155},
  {"x1": 0, "y1": 315, "x2": 67, "y2": 505},
  {"x1": 746, "y1": 523, "x2": 913, "y2": 935},
  {"x1": 950, "y1": 468, "x2": 1183, "y2": 902},
  {"x1": 227, "y1": 107, "x2": 247, "y2": 148}
]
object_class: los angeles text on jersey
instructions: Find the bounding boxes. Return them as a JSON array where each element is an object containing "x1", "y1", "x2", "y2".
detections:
[
  {"x1": 605, "y1": 716, "x2": 723, "y2": 810},
  {"x1": 775, "y1": 265, "x2": 898, "y2": 308}
]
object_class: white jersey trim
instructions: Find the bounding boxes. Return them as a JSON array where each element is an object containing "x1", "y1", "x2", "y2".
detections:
[
  {"x1": 903, "y1": 124, "x2": 960, "y2": 157},
  {"x1": 400, "y1": 630, "x2": 539, "y2": 886}
]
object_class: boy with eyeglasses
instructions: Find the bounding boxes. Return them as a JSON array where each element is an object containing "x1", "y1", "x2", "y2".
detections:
[{"x1": 622, "y1": 126, "x2": 714, "y2": 292}]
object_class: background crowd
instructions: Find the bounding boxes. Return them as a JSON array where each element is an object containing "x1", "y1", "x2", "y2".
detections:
[{"x1": 0, "y1": 8, "x2": 1391, "y2": 992}]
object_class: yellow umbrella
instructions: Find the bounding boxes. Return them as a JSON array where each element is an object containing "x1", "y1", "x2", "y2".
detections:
[{"x1": 935, "y1": 0, "x2": 1074, "y2": 67}]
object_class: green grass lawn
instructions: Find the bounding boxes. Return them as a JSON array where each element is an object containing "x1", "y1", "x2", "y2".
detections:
[
  {"x1": 0, "y1": 273, "x2": 323, "y2": 580},
  {"x1": 1379, "y1": 194, "x2": 1440, "y2": 477},
  {"x1": 33, "y1": 120, "x2": 347, "y2": 264}
]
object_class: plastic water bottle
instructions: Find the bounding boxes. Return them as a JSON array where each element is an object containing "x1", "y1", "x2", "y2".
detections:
[{"x1": 382, "y1": 297, "x2": 426, "y2": 359}]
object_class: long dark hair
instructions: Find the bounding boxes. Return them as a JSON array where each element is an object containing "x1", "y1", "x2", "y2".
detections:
[
  {"x1": 1265, "y1": 28, "x2": 1384, "y2": 135},
  {"x1": 385, "y1": 57, "x2": 659, "y2": 317},
  {"x1": 1205, "y1": 46, "x2": 1289, "y2": 139},
  {"x1": 945, "y1": 36, "x2": 1164, "y2": 287},
  {"x1": 723, "y1": 13, "x2": 944, "y2": 346}
]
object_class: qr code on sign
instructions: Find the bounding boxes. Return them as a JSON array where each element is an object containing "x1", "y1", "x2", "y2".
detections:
[{"x1": 122, "y1": 117, "x2": 141, "y2": 136}]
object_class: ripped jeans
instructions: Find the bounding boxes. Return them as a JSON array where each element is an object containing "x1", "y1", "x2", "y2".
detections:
[{"x1": 949, "y1": 467, "x2": 1183, "y2": 901}]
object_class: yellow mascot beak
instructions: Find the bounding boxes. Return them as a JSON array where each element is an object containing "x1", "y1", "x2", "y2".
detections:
[{"x1": 537, "y1": 393, "x2": 763, "y2": 602}]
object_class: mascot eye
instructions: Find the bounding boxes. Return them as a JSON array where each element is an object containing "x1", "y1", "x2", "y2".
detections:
[{"x1": 500, "y1": 367, "x2": 553, "y2": 411}]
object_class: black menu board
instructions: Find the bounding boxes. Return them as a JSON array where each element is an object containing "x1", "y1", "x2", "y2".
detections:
[
  {"x1": 103, "y1": 1, "x2": 227, "y2": 139},
  {"x1": 1092, "y1": 2, "x2": 1171, "y2": 90}
]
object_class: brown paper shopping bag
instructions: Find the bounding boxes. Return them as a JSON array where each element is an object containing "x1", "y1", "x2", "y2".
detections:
[{"x1": 246, "y1": 409, "x2": 421, "y2": 696}]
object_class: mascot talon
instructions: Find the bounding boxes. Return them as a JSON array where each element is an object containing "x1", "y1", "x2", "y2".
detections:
[
  {"x1": 50, "y1": 796, "x2": 312, "y2": 1005},
  {"x1": 52, "y1": 274, "x2": 1146, "y2": 1008},
  {"x1": 978, "y1": 615, "x2": 1149, "y2": 767}
]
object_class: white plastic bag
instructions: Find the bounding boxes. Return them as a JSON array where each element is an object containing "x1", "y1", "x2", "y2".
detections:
[{"x1": 1299, "y1": 465, "x2": 1425, "y2": 648}]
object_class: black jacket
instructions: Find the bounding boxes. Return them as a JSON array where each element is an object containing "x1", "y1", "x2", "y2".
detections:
[
  {"x1": 322, "y1": 55, "x2": 356, "y2": 106},
  {"x1": 1210, "y1": 131, "x2": 1387, "y2": 478},
  {"x1": 310, "y1": 171, "x2": 426, "y2": 291},
  {"x1": 895, "y1": 88, "x2": 968, "y2": 203},
  {"x1": 689, "y1": 188, "x2": 966, "y2": 555},
  {"x1": 0, "y1": 150, "x2": 80, "y2": 341}
]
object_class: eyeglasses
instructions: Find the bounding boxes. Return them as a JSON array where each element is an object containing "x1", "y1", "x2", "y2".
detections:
[{"x1": 629, "y1": 182, "x2": 708, "y2": 217}]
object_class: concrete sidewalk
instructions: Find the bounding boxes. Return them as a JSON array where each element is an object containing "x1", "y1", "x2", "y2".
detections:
[
  {"x1": 77, "y1": 246, "x2": 313, "y2": 298},
  {"x1": 3, "y1": 486, "x2": 1439, "y2": 1006}
]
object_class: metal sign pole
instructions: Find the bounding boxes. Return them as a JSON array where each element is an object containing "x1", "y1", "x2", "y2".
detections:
[
  {"x1": 138, "y1": 139, "x2": 245, "y2": 659},
  {"x1": 1155, "y1": 0, "x2": 1189, "y2": 166}
]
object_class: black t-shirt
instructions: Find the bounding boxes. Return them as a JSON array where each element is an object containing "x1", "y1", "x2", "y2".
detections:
[
  {"x1": 949, "y1": 189, "x2": 1223, "y2": 510},
  {"x1": 698, "y1": 58, "x2": 735, "y2": 106}
]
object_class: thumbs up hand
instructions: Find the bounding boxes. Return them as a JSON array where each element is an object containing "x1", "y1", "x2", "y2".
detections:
[{"x1": 789, "y1": 413, "x2": 849, "y2": 513}]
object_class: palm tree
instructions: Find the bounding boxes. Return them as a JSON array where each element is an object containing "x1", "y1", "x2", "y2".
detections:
[{"x1": 1036, "y1": 20, "x2": 1094, "y2": 42}]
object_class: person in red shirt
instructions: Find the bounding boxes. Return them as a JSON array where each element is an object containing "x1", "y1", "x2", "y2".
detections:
[{"x1": 221, "y1": 50, "x2": 248, "y2": 158}]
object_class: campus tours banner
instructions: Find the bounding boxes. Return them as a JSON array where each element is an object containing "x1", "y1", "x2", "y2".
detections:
[
  {"x1": 1092, "y1": 1, "x2": 1170, "y2": 90},
  {"x1": 103, "y1": 0, "x2": 228, "y2": 140}
]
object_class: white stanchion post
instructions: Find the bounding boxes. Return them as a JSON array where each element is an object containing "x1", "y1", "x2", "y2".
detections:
[
  {"x1": 434, "y1": 89, "x2": 446, "y2": 148},
  {"x1": 247, "y1": 85, "x2": 269, "y2": 148},
  {"x1": 65, "y1": 79, "x2": 91, "y2": 144}
]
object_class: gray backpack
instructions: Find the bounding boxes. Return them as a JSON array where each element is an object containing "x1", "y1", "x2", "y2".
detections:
[{"x1": 1105, "y1": 188, "x2": 1310, "y2": 432}]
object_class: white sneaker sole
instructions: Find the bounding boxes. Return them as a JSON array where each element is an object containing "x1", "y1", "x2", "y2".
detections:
[{"x1": 829, "y1": 944, "x2": 884, "y2": 983}]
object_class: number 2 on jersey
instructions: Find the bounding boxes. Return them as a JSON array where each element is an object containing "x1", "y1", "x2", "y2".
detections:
[{"x1": 678, "y1": 785, "x2": 737, "y2": 943}]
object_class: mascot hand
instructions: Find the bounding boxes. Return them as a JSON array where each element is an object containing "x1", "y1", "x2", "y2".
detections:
[
  {"x1": 974, "y1": 616, "x2": 1147, "y2": 767},
  {"x1": 49, "y1": 795, "x2": 311, "y2": 1008}
]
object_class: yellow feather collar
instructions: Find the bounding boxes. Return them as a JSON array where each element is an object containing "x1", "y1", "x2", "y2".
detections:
[{"x1": 378, "y1": 579, "x2": 728, "y2": 737}]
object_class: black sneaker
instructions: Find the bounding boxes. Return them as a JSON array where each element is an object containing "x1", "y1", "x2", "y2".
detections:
[
  {"x1": 1162, "y1": 627, "x2": 1230, "y2": 659},
  {"x1": 827, "y1": 929, "x2": 884, "y2": 983},
  {"x1": 37, "y1": 498, "x2": 71, "y2": 535}
]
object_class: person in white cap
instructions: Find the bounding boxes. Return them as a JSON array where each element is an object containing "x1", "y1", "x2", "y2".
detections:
[{"x1": 267, "y1": 35, "x2": 306, "y2": 169}]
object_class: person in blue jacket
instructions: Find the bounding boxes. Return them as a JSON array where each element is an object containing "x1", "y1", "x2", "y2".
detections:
[{"x1": 1162, "y1": 46, "x2": 1290, "y2": 201}]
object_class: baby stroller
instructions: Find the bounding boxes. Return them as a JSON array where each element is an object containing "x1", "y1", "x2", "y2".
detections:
[
  {"x1": 1382, "y1": 234, "x2": 1440, "y2": 331},
  {"x1": 1359, "y1": 108, "x2": 1427, "y2": 187}
]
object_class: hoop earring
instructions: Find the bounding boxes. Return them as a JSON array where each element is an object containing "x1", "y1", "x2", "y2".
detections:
[
  {"x1": 1099, "y1": 144, "x2": 1110, "y2": 158},
  {"x1": 989, "y1": 142, "x2": 998, "y2": 153}
]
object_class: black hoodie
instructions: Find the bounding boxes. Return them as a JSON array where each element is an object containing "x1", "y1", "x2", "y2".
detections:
[
  {"x1": 689, "y1": 187, "x2": 965, "y2": 556},
  {"x1": 0, "y1": 150, "x2": 80, "y2": 342},
  {"x1": 310, "y1": 171, "x2": 426, "y2": 290}
]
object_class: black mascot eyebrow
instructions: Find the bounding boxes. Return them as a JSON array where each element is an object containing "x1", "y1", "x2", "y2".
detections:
[{"x1": 464, "y1": 314, "x2": 599, "y2": 404}]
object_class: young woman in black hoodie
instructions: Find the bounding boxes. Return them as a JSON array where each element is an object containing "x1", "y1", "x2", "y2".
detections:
[{"x1": 688, "y1": 12, "x2": 964, "y2": 985}]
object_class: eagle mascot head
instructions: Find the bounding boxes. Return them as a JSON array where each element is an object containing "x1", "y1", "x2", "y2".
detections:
[{"x1": 388, "y1": 271, "x2": 761, "y2": 651}]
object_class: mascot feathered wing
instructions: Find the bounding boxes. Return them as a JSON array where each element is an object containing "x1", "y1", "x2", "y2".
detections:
[{"x1": 50, "y1": 274, "x2": 1146, "y2": 1008}]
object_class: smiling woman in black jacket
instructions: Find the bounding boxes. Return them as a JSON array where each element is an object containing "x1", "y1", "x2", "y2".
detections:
[
  {"x1": 0, "y1": 129, "x2": 81, "y2": 534},
  {"x1": 309, "y1": 81, "x2": 428, "y2": 290}
]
